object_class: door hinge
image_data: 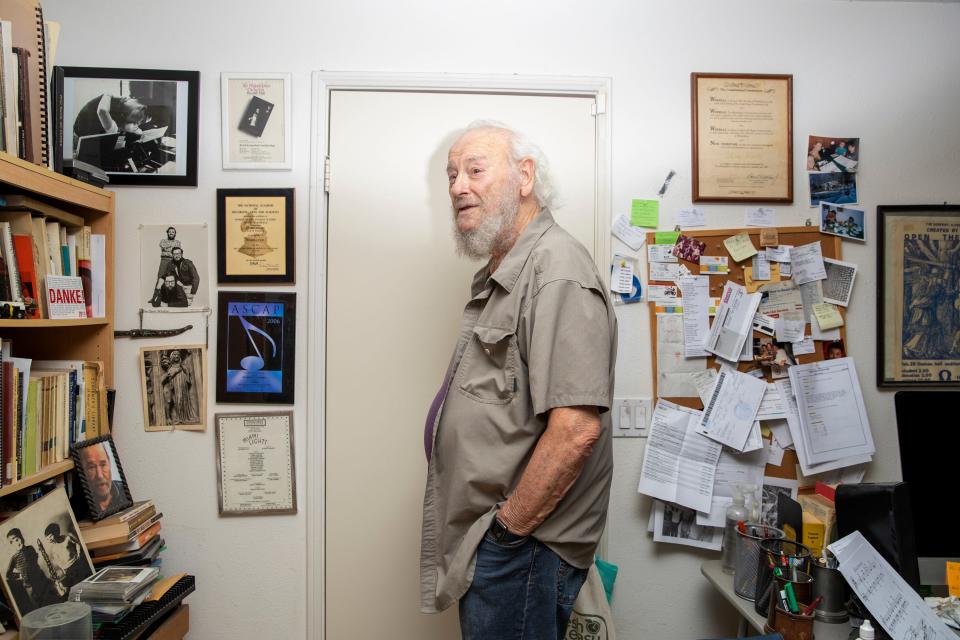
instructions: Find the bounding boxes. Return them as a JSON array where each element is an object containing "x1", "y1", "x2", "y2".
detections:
[
  {"x1": 324, "y1": 156, "x2": 331, "y2": 193},
  {"x1": 591, "y1": 93, "x2": 607, "y2": 116}
]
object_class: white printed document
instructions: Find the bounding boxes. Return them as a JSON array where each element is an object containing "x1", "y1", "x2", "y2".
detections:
[
  {"x1": 789, "y1": 357, "x2": 875, "y2": 465},
  {"x1": 705, "y1": 282, "x2": 762, "y2": 362},
  {"x1": 697, "y1": 366, "x2": 767, "y2": 451},
  {"x1": 678, "y1": 275, "x2": 710, "y2": 357},
  {"x1": 791, "y1": 242, "x2": 828, "y2": 285},
  {"x1": 638, "y1": 399, "x2": 722, "y2": 513},
  {"x1": 829, "y1": 532, "x2": 955, "y2": 640}
]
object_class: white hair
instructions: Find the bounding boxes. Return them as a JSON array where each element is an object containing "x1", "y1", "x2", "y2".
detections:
[{"x1": 460, "y1": 120, "x2": 558, "y2": 211}]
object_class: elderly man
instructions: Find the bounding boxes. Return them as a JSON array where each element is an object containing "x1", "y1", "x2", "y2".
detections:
[
  {"x1": 420, "y1": 122, "x2": 617, "y2": 639},
  {"x1": 79, "y1": 442, "x2": 128, "y2": 516}
]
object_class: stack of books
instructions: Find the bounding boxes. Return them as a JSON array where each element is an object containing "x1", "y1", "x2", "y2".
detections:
[
  {"x1": 0, "y1": 195, "x2": 107, "y2": 320},
  {"x1": 78, "y1": 500, "x2": 165, "y2": 568},
  {"x1": 68, "y1": 565, "x2": 160, "y2": 618}
]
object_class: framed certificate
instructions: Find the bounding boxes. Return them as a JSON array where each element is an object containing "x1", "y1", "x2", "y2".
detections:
[
  {"x1": 215, "y1": 412, "x2": 297, "y2": 516},
  {"x1": 877, "y1": 204, "x2": 960, "y2": 387},
  {"x1": 220, "y1": 72, "x2": 292, "y2": 170},
  {"x1": 217, "y1": 188, "x2": 295, "y2": 284},
  {"x1": 691, "y1": 73, "x2": 793, "y2": 203}
]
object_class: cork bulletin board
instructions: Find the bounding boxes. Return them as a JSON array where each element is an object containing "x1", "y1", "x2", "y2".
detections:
[{"x1": 646, "y1": 226, "x2": 845, "y2": 480}]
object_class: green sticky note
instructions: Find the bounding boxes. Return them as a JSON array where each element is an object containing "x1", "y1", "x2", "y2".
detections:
[
  {"x1": 655, "y1": 231, "x2": 681, "y2": 245},
  {"x1": 630, "y1": 199, "x2": 659, "y2": 228}
]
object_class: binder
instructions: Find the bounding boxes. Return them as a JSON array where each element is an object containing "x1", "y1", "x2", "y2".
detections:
[{"x1": 5, "y1": 0, "x2": 49, "y2": 165}]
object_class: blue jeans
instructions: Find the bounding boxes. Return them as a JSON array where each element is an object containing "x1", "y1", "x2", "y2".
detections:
[{"x1": 459, "y1": 533, "x2": 588, "y2": 640}]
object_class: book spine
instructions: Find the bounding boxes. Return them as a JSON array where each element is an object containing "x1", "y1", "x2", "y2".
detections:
[
  {"x1": 12, "y1": 235, "x2": 40, "y2": 318},
  {"x1": 0, "y1": 222, "x2": 21, "y2": 302},
  {"x1": 2, "y1": 361, "x2": 12, "y2": 485}
]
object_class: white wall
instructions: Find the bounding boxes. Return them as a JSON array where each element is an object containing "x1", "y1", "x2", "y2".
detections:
[{"x1": 42, "y1": 1, "x2": 960, "y2": 638}]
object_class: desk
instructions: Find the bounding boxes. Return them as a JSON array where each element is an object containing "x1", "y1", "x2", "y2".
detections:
[{"x1": 701, "y1": 559, "x2": 854, "y2": 640}]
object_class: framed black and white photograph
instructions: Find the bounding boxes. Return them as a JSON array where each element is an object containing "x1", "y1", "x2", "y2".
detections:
[
  {"x1": 216, "y1": 291, "x2": 296, "y2": 404},
  {"x1": 221, "y1": 72, "x2": 292, "y2": 170},
  {"x1": 215, "y1": 412, "x2": 297, "y2": 516},
  {"x1": 139, "y1": 224, "x2": 209, "y2": 311},
  {"x1": 0, "y1": 488, "x2": 95, "y2": 623},
  {"x1": 217, "y1": 188, "x2": 295, "y2": 284},
  {"x1": 139, "y1": 345, "x2": 208, "y2": 431},
  {"x1": 53, "y1": 67, "x2": 200, "y2": 186},
  {"x1": 71, "y1": 436, "x2": 135, "y2": 521}
]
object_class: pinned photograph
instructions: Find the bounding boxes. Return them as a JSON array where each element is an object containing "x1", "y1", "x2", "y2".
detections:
[
  {"x1": 760, "y1": 477, "x2": 799, "y2": 528},
  {"x1": 823, "y1": 340, "x2": 846, "y2": 360},
  {"x1": 139, "y1": 345, "x2": 208, "y2": 431},
  {"x1": 71, "y1": 436, "x2": 134, "y2": 520},
  {"x1": 652, "y1": 501, "x2": 722, "y2": 550},
  {"x1": 139, "y1": 224, "x2": 208, "y2": 311},
  {"x1": 0, "y1": 489, "x2": 95, "y2": 623},
  {"x1": 820, "y1": 203, "x2": 865, "y2": 242},
  {"x1": 809, "y1": 172, "x2": 857, "y2": 207},
  {"x1": 221, "y1": 73, "x2": 292, "y2": 170},
  {"x1": 806, "y1": 136, "x2": 859, "y2": 173},
  {"x1": 53, "y1": 67, "x2": 199, "y2": 186},
  {"x1": 672, "y1": 234, "x2": 707, "y2": 263},
  {"x1": 754, "y1": 337, "x2": 796, "y2": 379}
]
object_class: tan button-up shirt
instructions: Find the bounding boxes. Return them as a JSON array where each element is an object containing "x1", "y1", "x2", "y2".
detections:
[{"x1": 420, "y1": 209, "x2": 617, "y2": 613}]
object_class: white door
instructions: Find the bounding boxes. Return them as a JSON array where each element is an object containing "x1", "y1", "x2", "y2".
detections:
[{"x1": 325, "y1": 88, "x2": 600, "y2": 639}]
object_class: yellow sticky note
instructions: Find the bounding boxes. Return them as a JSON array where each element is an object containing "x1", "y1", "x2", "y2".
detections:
[
  {"x1": 744, "y1": 264, "x2": 781, "y2": 292},
  {"x1": 813, "y1": 303, "x2": 844, "y2": 330},
  {"x1": 724, "y1": 232, "x2": 759, "y2": 262},
  {"x1": 947, "y1": 561, "x2": 960, "y2": 597},
  {"x1": 630, "y1": 199, "x2": 659, "y2": 228}
]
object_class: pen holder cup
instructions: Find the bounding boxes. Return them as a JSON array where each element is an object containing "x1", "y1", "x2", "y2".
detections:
[
  {"x1": 810, "y1": 561, "x2": 849, "y2": 623},
  {"x1": 754, "y1": 539, "x2": 813, "y2": 616},
  {"x1": 764, "y1": 597, "x2": 815, "y2": 640},
  {"x1": 733, "y1": 523, "x2": 785, "y2": 601},
  {"x1": 764, "y1": 571, "x2": 814, "y2": 629}
]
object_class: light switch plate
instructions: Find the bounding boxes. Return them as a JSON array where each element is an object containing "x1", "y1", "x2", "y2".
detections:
[{"x1": 611, "y1": 397, "x2": 652, "y2": 437}]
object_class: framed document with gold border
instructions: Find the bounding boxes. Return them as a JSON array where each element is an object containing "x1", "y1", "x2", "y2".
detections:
[
  {"x1": 215, "y1": 411, "x2": 297, "y2": 516},
  {"x1": 217, "y1": 188, "x2": 295, "y2": 284},
  {"x1": 691, "y1": 73, "x2": 793, "y2": 203}
]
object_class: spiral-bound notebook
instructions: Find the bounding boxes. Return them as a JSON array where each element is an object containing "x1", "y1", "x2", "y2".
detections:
[
  {"x1": 94, "y1": 574, "x2": 195, "y2": 640},
  {"x1": 5, "y1": 0, "x2": 48, "y2": 165}
]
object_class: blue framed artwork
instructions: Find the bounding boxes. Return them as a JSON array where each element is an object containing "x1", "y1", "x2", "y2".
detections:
[{"x1": 216, "y1": 291, "x2": 296, "y2": 403}]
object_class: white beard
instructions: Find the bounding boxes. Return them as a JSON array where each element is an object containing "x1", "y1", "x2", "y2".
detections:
[{"x1": 452, "y1": 180, "x2": 521, "y2": 261}]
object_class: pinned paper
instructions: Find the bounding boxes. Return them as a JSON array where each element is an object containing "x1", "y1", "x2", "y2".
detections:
[
  {"x1": 766, "y1": 245, "x2": 791, "y2": 262},
  {"x1": 648, "y1": 244, "x2": 679, "y2": 263},
  {"x1": 813, "y1": 302, "x2": 844, "y2": 330},
  {"x1": 672, "y1": 235, "x2": 706, "y2": 262},
  {"x1": 612, "y1": 214, "x2": 647, "y2": 251},
  {"x1": 723, "y1": 232, "x2": 759, "y2": 262},
  {"x1": 744, "y1": 264, "x2": 781, "y2": 292},
  {"x1": 760, "y1": 228, "x2": 780, "y2": 247},
  {"x1": 699, "y1": 256, "x2": 729, "y2": 274},
  {"x1": 752, "y1": 253, "x2": 772, "y2": 281},
  {"x1": 745, "y1": 207, "x2": 776, "y2": 227},
  {"x1": 655, "y1": 230, "x2": 681, "y2": 245},
  {"x1": 650, "y1": 262, "x2": 681, "y2": 282},
  {"x1": 611, "y1": 255, "x2": 634, "y2": 294},
  {"x1": 647, "y1": 284, "x2": 680, "y2": 304},
  {"x1": 675, "y1": 207, "x2": 706, "y2": 228},
  {"x1": 631, "y1": 199, "x2": 660, "y2": 227}
]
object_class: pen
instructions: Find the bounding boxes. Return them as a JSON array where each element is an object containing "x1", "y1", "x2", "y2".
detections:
[
  {"x1": 784, "y1": 582, "x2": 799, "y2": 614},
  {"x1": 779, "y1": 589, "x2": 790, "y2": 612},
  {"x1": 802, "y1": 596, "x2": 824, "y2": 616}
]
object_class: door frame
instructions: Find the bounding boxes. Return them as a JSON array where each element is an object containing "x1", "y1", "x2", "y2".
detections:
[{"x1": 307, "y1": 71, "x2": 612, "y2": 639}]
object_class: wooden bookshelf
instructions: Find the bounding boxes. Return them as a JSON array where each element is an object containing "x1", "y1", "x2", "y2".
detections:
[
  {"x1": 0, "y1": 460, "x2": 74, "y2": 498},
  {"x1": 0, "y1": 318, "x2": 111, "y2": 328}
]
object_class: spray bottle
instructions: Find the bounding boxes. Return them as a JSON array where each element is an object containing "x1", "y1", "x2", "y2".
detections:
[{"x1": 721, "y1": 485, "x2": 749, "y2": 574}]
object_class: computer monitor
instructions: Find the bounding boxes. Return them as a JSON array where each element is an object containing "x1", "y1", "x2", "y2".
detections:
[{"x1": 895, "y1": 391, "x2": 960, "y2": 587}]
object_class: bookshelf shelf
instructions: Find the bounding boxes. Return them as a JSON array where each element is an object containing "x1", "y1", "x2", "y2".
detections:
[
  {"x1": 0, "y1": 318, "x2": 111, "y2": 328},
  {"x1": 0, "y1": 459, "x2": 74, "y2": 498}
]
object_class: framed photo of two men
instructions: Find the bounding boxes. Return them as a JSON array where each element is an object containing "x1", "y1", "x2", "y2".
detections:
[{"x1": 217, "y1": 188, "x2": 295, "y2": 284}]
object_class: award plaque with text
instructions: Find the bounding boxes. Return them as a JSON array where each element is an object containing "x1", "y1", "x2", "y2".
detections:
[
  {"x1": 217, "y1": 188, "x2": 295, "y2": 284},
  {"x1": 691, "y1": 73, "x2": 793, "y2": 203}
]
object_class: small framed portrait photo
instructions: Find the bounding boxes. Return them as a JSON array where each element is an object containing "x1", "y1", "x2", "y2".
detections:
[
  {"x1": 217, "y1": 188, "x2": 295, "y2": 284},
  {"x1": 221, "y1": 72, "x2": 292, "y2": 170},
  {"x1": 0, "y1": 488, "x2": 95, "y2": 623},
  {"x1": 71, "y1": 436, "x2": 134, "y2": 521},
  {"x1": 53, "y1": 66, "x2": 200, "y2": 186}
]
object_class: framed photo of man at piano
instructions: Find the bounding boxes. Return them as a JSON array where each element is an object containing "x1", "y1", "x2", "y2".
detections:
[
  {"x1": 216, "y1": 291, "x2": 296, "y2": 404},
  {"x1": 877, "y1": 204, "x2": 960, "y2": 387},
  {"x1": 139, "y1": 346, "x2": 208, "y2": 431},
  {"x1": 0, "y1": 488, "x2": 95, "y2": 624},
  {"x1": 52, "y1": 66, "x2": 200, "y2": 186},
  {"x1": 216, "y1": 188, "x2": 296, "y2": 284},
  {"x1": 220, "y1": 72, "x2": 292, "y2": 170}
]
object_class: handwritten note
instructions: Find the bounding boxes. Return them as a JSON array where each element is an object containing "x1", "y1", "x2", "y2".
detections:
[
  {"x1": 631, "y1": 199, "x2": 660, "y2": 227},
  {"x1": 612, "y1": 214, "x2": 647, "y2": 251},
  {"x1": 676, "y1": 207, "x2": 706, "y2": 228},
  {"x1": 723, "y1": 232, "x2": 759, "y2": 262},
  {"x1": 745, "y1": 207, "x2": 776, "y2": 227},
  {"x1": 813, "y1": 302, "x2": 844, "y2": 330}
]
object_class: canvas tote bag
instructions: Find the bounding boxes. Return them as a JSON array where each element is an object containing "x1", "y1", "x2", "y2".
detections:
[{"x1": 564, "y1": 564, "x2": 618, "y2": 640}]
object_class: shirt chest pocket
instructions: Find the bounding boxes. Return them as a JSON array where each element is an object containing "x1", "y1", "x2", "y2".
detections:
[{"x1": 455, "y1": 325, "x2": 518, "y2": 405}]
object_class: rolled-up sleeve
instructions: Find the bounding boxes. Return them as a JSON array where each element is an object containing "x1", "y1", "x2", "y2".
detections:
[{"x1": 521, "y1": 279, "x2": 612, "y2": 417}]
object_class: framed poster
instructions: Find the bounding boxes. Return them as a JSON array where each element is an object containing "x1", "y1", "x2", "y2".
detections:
[
  {"x1": 217, "y1": 188, "x2": 295, "y2": 284},
  {"x1": 878, "y1": 205, "x2": 960, "y2": 387},
  {"x1": 215, "y1": 412, "x2": 297, "y2": 516},
  {"x1": 691, "y1": 73, "x2": 793, "y2": 203},
  {"x1": 139, "y1": 345, "x2": 208, "y2": 430},
  {"x1": 220, "y1": 72, "x2": 292, "y2": 170},
  {"x1": 216, "y1": 291, "x2": 296, "y2": 404},
  {"x1": 53, "y1": 67, "x2": 200, "y2": 186},
  {"x1": 0, "y1": 489, "x2": 95, "y2": 624}
]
